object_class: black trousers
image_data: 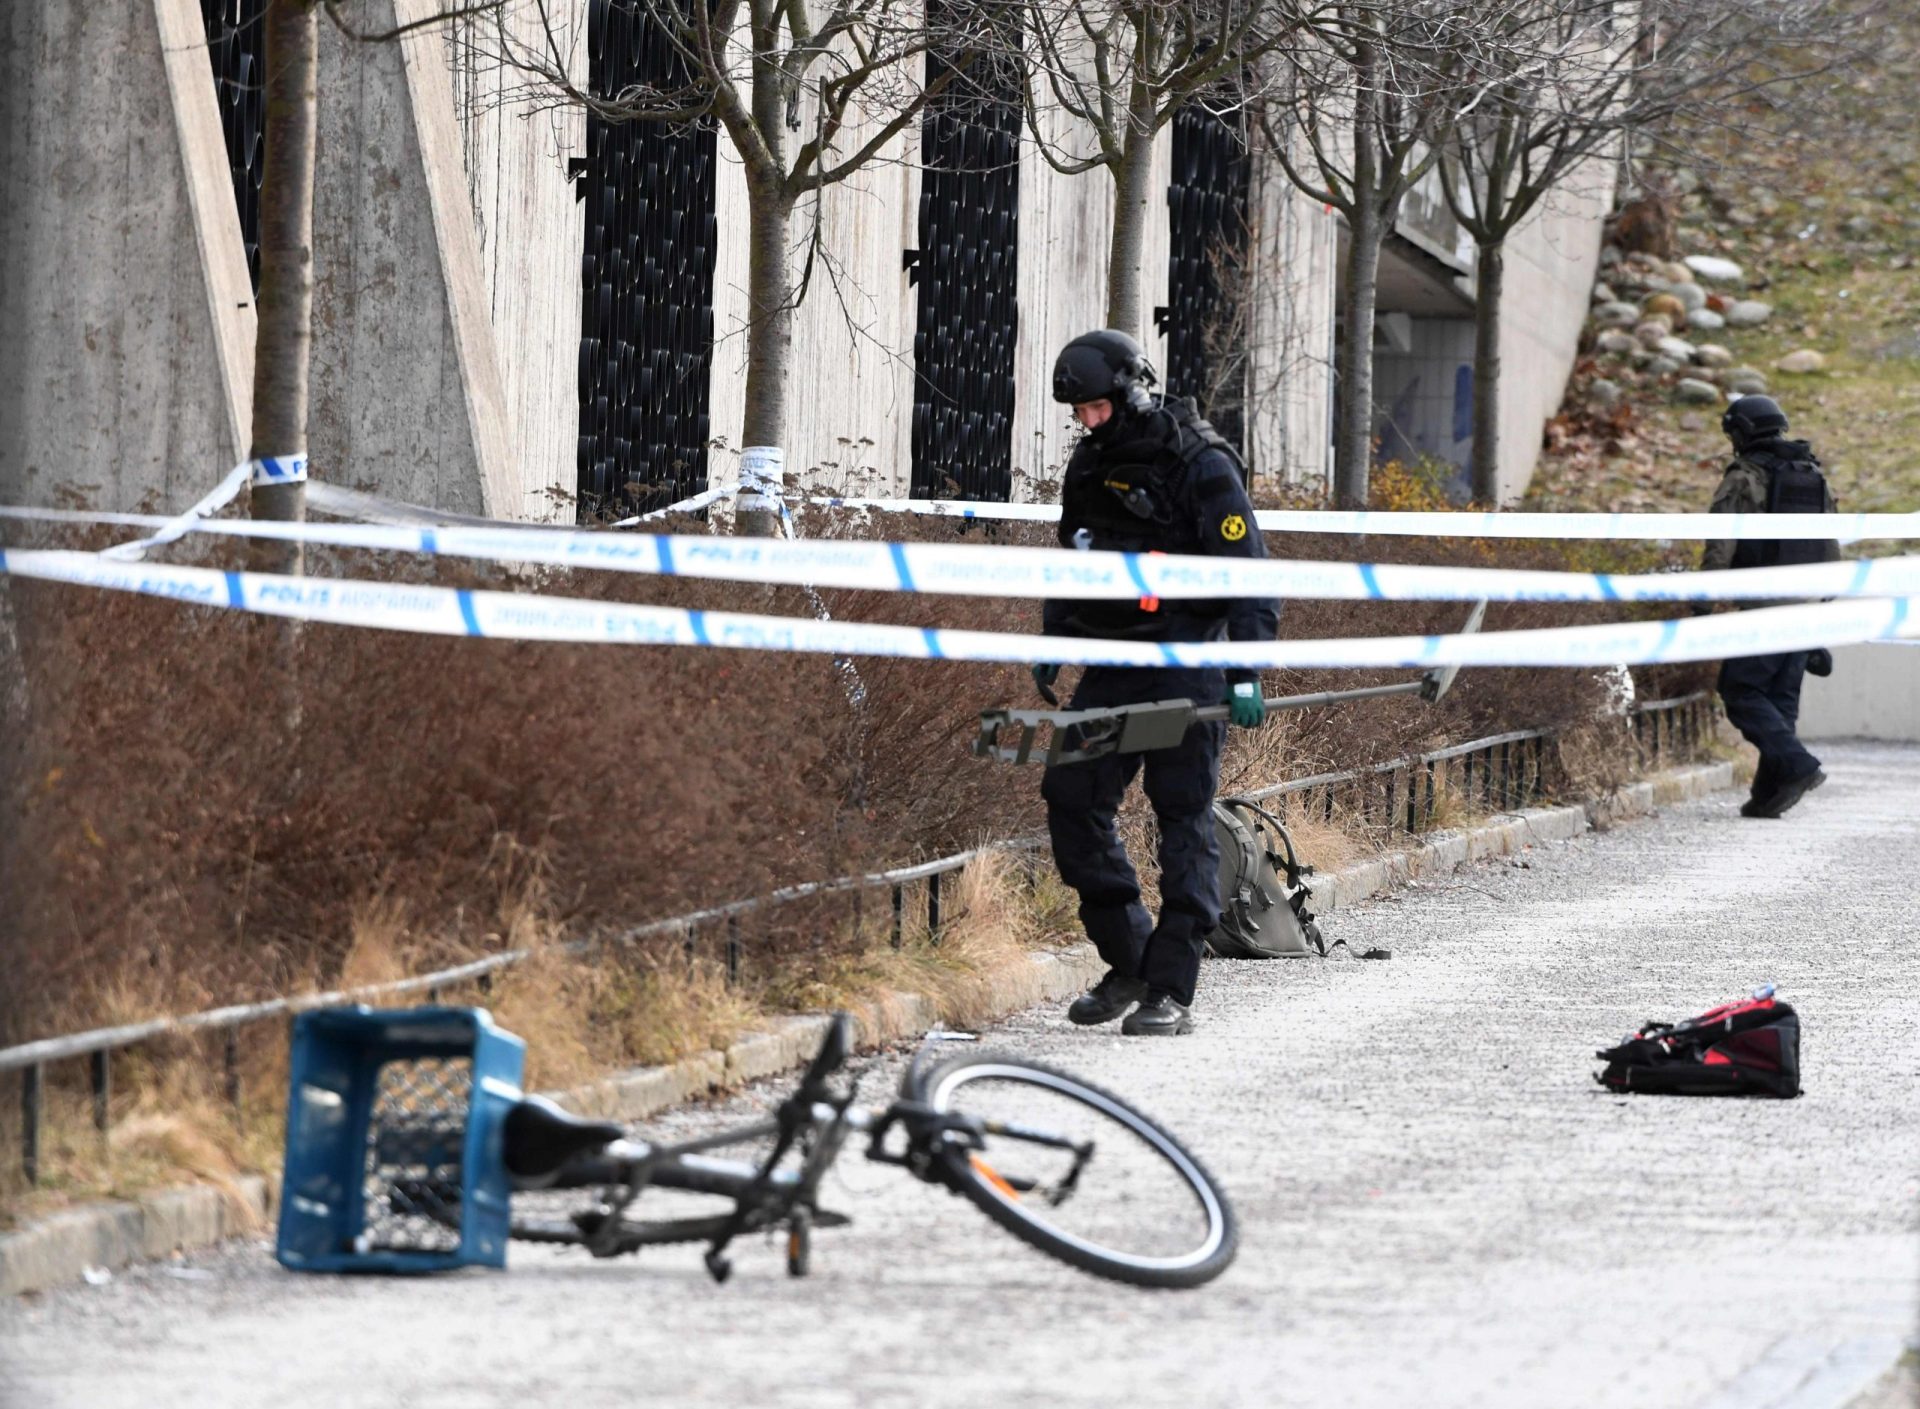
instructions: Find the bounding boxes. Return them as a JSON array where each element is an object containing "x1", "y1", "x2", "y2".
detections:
[
  {"x1": 1040, "y1": 666, "x2": 1226, "y2": 1007},
  {"x1": 1718, "y1": 651, "x2": 1821, "y2": 796}
]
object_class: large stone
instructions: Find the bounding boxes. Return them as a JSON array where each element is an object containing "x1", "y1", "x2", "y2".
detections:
[
  {"x1": 1661, "y1": 261, "x2": 1697, "y2": 285},
  {"x1": 1676, "y1": 378, "x2": 1721, "y2": 404},
  {"x1": 1588, "y1": 378, "x2": 1622, "y2": 407},
  {"x1": 1593, "y1": 301, "x2": 1641, "y2": 328},
  {"x1": 1775, "y1": 348, "x2": 1827, "y2": 374},
  {"x1": 1643, "y1": 291, "x2": 1689, "y2": 323},
  {"x1": 1596, "y1": 329, "x2": 1638, "y2": 356},
  {"x1": 1655, "y1": 335, "x2": 1698, "y2": 362},
  {"x1": 1634, "y1": 316, "x2": 1674, "y2": 346},
  {"x1": 1693, "y1": 343, "x2": 1734, "y2": 368},
  {"x1": 1726, "y1": 300, "x2": 1774, "y2": 328},
  {"x1": 1592, "y1": 282, "x2": 1616, "y2": 304},
  {"x1": 1689, "y1": 307, "x2": 1727, "y2": 331},
  {"x1": 1669, "y1": 281, "x2": 1708, "y2": 314},
  {"x1": 1726, "y1": 367, "x2": 1770, "y2": 395},
  {"x1": 1645, "y1": 355, "x2": 1683, "y2": 377},
  {"x1": 1684, "y1": 254, "x2": 1745, "y2": 283}
]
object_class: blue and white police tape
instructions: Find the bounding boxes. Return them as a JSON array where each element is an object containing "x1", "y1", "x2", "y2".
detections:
[
  {"x1": 5, "y1": 501, "x2": 1919, "y2": 603},
  {"x1": 4, "y1": 547, "x2": 1915, "y2": 668},
  {"x1": 397, "y1": 476, "x2": 1920, "y2": 541},
  {"x1": 249, "y1": 454, "x2": 309, "y2": 487},
  {"x1": 98, "y1": 461, "x2": 253, "y2": 563},
  {"x1": 743, "y1": 492, "x2": 1920, "y2": 542}
]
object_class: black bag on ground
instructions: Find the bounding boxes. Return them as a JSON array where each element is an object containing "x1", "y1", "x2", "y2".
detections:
[
  {"x1": 1594, "y1": 988, "x2": 1801, "y2": 1097},
  {"x1": 1207, "y1": 797, "x2": 1325, "y2": 958}
]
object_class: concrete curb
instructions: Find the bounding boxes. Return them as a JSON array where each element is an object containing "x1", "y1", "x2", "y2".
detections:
[
  {"x1": 0, "y1": 1176, "x2": 271, "y2": 1298},
  {"x1": 0, "y1": 761, "x2": 1733, "y2": 1296}
]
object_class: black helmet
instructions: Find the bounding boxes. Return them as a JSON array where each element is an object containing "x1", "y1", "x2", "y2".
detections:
[
  {"x1": 1052, "y1": 329, "x2": 1158, "y2": 411},
  {"x1": 1722, "y1": 394, "x2": 1788, "y2": 447}
]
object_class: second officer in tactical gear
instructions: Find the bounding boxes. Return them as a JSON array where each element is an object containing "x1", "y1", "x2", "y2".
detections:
[
  {"x1": 1036, "y1": 329, "x2": 1281, "y2": 1037},
  {"x1": 1702, "y1": 394, "x2": 1839, "y2": 819}
]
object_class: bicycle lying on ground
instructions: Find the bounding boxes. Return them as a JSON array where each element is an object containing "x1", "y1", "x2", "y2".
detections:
[{"x1": 278, "y1": 1008, "x2": 1238, "y2": 1290}]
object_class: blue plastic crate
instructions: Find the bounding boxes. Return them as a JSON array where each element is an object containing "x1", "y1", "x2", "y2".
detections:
[{"x1": 276, "y1": 1006, "x2": 526, "y2": 1274}]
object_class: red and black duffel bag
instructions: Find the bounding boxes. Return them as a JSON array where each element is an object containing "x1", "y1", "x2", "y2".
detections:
[{"x1": 1595, "y1": 986, "x2": 1801, "y2": 1097}]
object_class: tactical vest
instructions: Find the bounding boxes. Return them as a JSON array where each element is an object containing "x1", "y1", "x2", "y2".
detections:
[
  {"x1": 1729, "y1": 447, "x2": 1835, "y2": 571},
  {"x1": 1054, "y1": 398, "x2": 1242, "y2": 639},
  {"x1": 1058, "y1": 397, "x2": 1242, "y2": 557}
]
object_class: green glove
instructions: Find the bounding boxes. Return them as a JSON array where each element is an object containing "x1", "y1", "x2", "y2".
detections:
[
  {"x1": 1228, "y1": 680, "x2": 1266, "y2": 729},
  {"x1": 1031, "y1": 663, "x2": 1061, "y2": 702}
]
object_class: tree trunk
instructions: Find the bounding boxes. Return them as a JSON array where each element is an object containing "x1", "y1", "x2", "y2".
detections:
[
  {"x1": 1468, "y1": 239, "x2": 1504, "y2": 504},
  {"x1": 736, "y1": 185, "x2": 794, "y2": 537},
  {"x1": 1103, "y1": 86, "x2": 1159, "y2": 337},
  {"x1": 1335, "y1": 205, "x2": 1384, "y2": 507},
  {"x1": 248, "y1": 0, "x2": 318, "y2": 574}
]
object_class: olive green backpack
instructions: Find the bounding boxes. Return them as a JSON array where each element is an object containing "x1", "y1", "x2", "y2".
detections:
[{"x1": 1207, "y1": 797, "x2": 1326, "y2": 959}]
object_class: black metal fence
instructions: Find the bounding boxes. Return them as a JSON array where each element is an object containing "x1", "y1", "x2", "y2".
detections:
[
  {"x1": 909, "y1": 16, "x2": 1021, "y2": 502},
  {"x1": 1162, "y1": 105, "x2": 1250, "y2": 456},
  {"x1": 2, "y1": 693, "x2": 1714, "y2": 1184},
  {"x1": 199, "y1": 0, "x2": 268, "y2": 294},
  {"x1": 576, "y1": 0, "x2": 719, "y2": 517}
]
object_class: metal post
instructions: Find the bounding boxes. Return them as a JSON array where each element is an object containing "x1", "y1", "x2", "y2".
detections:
[
  {"x1": 683, "y1": 922, "x2": 697, "y2": 972},
  {"x1": 224, "y1": 1029, "x2": 242, "y2": 1111},
  {"x1": 891, "y1": 884, "x2": 904, "y2": 949},
  {"x1": 22, "y1": 1065, "x2": 42, "y2": 1186},
  {"x1": 91, "y1": 1049, "x2": 111, "y2": 1134},
  {"x1": 725, "y1": 917, "x2": 742, "y2": 986},
  {"x1": 928, "y1": 872, "x2": 942, "y2": 942}
]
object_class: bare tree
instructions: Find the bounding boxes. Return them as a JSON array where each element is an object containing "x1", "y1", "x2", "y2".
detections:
[
  {"x1": 487, "y1": 0, "x2": 1014, "y2": 533},
  {"x1": 1017, "y1": 0, "x2": 1313, "y2": 338},
  {"x1": 1440, "y1": 0, "x2": 1848, "y2": 502},
  {"x1": 1260, "y1": 0, "x2": 1494, "y2": 506},
  {"x1": 244, "y1": 0, "x2": 517, "y2": 574},
  {"x1": 248, "y1": 0, "x2": 323, "y2": 573}
]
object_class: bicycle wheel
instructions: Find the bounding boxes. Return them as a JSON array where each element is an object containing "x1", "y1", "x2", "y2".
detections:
[{"x1": 914, "y1": 1054, "x2": 1237, "y2": 1289}]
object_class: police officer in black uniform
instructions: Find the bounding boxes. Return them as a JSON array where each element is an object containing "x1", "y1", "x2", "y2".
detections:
[
  {"x1": 1036, "y1": 330, "x2": 1281, "y2": 1037},
  {"x1": 1701, "y1": 394, "x2": 1839, "y2": 818}
]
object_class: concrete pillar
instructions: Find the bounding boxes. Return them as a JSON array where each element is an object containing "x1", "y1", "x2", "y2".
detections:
[
  {"x1": 1, "y1": 0, "x2": 254, "y2": 510},
  {"x1": 308, "y1": 0, "x2": 520, "y2": 518}
]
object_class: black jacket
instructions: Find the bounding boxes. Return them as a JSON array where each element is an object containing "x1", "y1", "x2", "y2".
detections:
[{"x1": 1042, "y1": 396, "x2": 1281, "y2": 684}]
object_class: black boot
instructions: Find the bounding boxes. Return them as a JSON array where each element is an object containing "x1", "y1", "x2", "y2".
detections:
[
  {"x1": 1121, "y1": 990, "x2": 1193, "y2": 1037},
  {"x1": 1751, "y1": 768, "x2": 1826, "y2": 819},
  {"x1": 1067, "y1": 970, "x2": 1148, "y2": 1026}
]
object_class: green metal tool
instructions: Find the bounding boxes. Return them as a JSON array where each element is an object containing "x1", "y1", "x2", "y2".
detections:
[{"x1": 973, "y1": 601, "x2": 1488, "y2": 767}]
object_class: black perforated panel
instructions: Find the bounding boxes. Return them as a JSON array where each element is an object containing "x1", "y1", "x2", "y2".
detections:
[
  {"x1": 577, "y1": 1, "x2": 718, "y2": 518},
  {"x1": 199, "y1": 0, "x2": 267, "y2": 294},
  {"x1": 909, "y1": 38, "x2": 1020, "y2": 502},
  {"x1": 1166, "y1": 106, "x2": 1250, "y2": 457}
]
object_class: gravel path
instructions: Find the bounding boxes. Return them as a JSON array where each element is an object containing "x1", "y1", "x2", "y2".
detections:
[{"x1": 6, "y1": 743, "x2": 1917, "y2": 1409}]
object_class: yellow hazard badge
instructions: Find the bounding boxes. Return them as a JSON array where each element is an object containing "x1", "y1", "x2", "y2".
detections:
[{"x1": 1220, "y1": 514, "x2": 1248, "y2": 542}]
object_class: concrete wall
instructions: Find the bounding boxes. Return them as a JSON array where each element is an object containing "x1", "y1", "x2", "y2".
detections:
[
  {"x1": 1367, "y1": 159, "x2": 1614, "y2": 501},
  {"x1": 309, "y1": 0, "x2": 523, "y2": 518},
  {"x1": 440, "y1": 3, "x2": 586, "y2": 518},
  {"x1": 1245, "y1": 163, "x2": 1339, "y2": 487},
  {"x1": 1799, "y1": 644, "x2": 1920, "y2": 742},
  {"x1": 24, "y1": 4, "x2": 1640, "y2": 519},
  {"x1": 0, "y1": 0, "x2": 253, "y2": 510},
  {"x1": 708, "y1": 74, "x2": 923, "y2": 499},
  {"x1": 1490, "y1": 158, "x2": 1615, "y2": 502}
]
